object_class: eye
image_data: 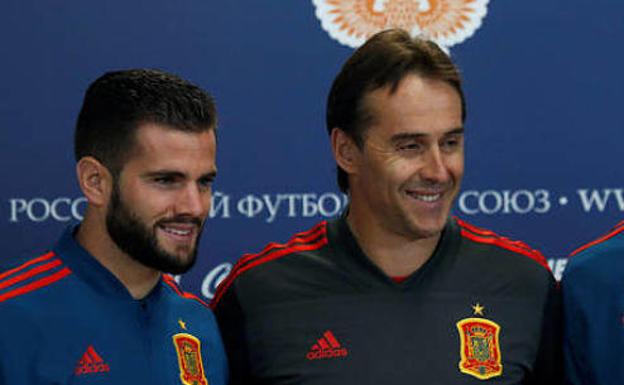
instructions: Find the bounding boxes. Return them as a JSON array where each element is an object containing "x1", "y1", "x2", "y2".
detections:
[
  {"x1": 154, "y1": 176, "x2": 176, "y2": 185},
  {"x1": 397, "y1": 142, "x2": 424, "y2": 152},
  {"x1": 198, "y1": 176, "x2": 214, "y2": 190},
  {"x1": 441, "y1": 135, "x2": 463, "y2": 152},
  {"x1": 151, "y1": 175, "x2": 183, "y2": 189}
]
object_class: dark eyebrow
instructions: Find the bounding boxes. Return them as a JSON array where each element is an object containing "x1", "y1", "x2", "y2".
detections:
[
  {"x1": 143, "y1": 170, "x2": 186, "y2": 179},
  {"x1": 445, "y1": 127, "x2": 465, "y2": 136},
  {"x1": 142, "y1": 170, "x2": 218, "y2": 180},
  {"x1": 390, "y1": 127, "x2": 464, "y2": 143}
]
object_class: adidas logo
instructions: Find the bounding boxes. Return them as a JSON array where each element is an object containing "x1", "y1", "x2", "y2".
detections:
[
  {"x1": 74, "y1": 345, "x2": 110, "y2": 375},
  {"x1": 306, "y1": 330, "x2": 349, "y2": 360}
]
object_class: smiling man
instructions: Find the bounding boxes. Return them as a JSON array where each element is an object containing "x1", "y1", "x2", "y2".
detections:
[
  {"x1": 212, "y1": 30, "x2": 561, "y2": 385},
  {"x1": 0, "y1": 69, "x2": 227, "y2": 384}
]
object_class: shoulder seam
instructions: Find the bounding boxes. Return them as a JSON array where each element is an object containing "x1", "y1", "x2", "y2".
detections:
[
  {"x1": 455, "y1": 218, "x2": 550, "y2": 271},
  {"x1": 162, "y1": 274, "x2": 210, "y2": 309},
  {"x1": 210, "y1": 221, "x2": 328, "y2": 309},
  {"x1": 236, "y1": 221, "x2": 326, "y2": 270},
  {"x1": 570, "y1": 221, "x2": 624, "y2": 257},
  {"x1": 455, "y1": 218, "x2": 536, "y2": 253}
]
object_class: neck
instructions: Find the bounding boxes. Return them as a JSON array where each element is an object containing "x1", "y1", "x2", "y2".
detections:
[
  {"x1": 346, "y1": 208, "x2": 442, "y2": 278},
  {"x1": 76, "y1": 210, "x2": 161, "y2": 299}
]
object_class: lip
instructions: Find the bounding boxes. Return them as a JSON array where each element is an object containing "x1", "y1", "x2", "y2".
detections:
[{"x1": 157, "y1": 223, "x2": 198, "y2": 243}]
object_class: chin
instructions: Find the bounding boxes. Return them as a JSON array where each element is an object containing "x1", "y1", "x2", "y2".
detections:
[{"x1": 410, "y1": 218, "x2": 448, "y2": 239}]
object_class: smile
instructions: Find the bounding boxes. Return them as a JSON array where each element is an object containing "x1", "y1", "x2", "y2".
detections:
[
  {"x1": 406, "y1": 192, "x2": 443, "y2": 202},
  {"x1": 157, "y1": 223, "x2": 198, "y2": 240},
  {"x1": 161, "y1": 227, "x2": 192, "y2": 236}
]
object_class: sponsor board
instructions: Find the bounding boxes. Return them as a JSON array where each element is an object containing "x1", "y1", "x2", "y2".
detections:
[
  {"x1": 7, "y1": 189, "x2": 624, "y2": 223},
  {"x1": 458, "y1": 188, "x2": 624, "y2": 216}
]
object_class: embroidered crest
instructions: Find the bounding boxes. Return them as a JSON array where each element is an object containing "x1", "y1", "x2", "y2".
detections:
[
  {"x1": 173, "y1": 333, "x2": 209, "y2": 385},
  {"x1": 312, "y1": 0, "x2": 489, "y2": 51},
  {"x1": 456, "y1": 317, "x2": 502, "y2": 380}
]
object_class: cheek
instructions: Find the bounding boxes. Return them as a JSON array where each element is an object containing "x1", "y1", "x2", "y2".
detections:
[
  {"x1": 385, "y1": 159, "x2": 419, "y2": 183},
  {"x1": 447, "y1": 156, "x2": 464, "y2": 179},
  {"x1": 125, "y1": 187, "x2": 173, "y2": 218}
]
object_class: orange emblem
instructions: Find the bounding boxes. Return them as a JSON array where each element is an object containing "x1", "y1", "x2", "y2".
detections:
[
  {"x1": 312, "y1": 0, "x2": 489, "y2": 50},
  {"x1": 456, "y1": 317, "x2": 503, "y2": 380},
  {"x1": 173, "y1": 333, "x2": 209, "y2": 385}
]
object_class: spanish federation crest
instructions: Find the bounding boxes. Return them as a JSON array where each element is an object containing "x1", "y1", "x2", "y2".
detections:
[
  {"x1": 173, "y1": 333, "x2": 209, "y2": 385},
  {"x1": 456, "y1": 317, "x2": 502, "y2": 380},
  {"x1": 312, "y1": 0, "x2": 489, "y2": 51}
]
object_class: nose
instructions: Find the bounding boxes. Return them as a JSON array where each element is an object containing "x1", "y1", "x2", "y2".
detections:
[
  {"x1": 420, "y1": 146, "x2": 449, "y2": 183},
  {"x1": 177, "y1": 184, "x2": 210, "y2": 217}
]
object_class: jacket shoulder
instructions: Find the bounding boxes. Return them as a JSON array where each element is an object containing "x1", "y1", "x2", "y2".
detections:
[
  {"x1": 564, "y1": 220, "x2": 624, "y2": 284},
  {"x1": 210, "y1": 221, "x2": 329, "y2": 308},
  {"x1": 162, "y1": 274, "x2": 212, "y2": 309},
  {"x1": 0, "y1": 251, "x2": 72, "y2": 305},
  {"x1": 455, "y1": 217, "x2": 551, "y2": 272},
  {"x1": 569, "y1": 220, "x2": 624, "y2": 259}
]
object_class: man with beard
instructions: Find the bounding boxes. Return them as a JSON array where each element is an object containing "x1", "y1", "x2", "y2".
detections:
[
  {"x1": 0, "y1": 69, "x2": 227, "y2": 385},
  {"x1": 212, "y1": 30, "x2": 561, "y2": 385}
]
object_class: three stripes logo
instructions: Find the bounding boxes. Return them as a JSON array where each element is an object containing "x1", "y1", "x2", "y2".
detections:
[
  {"x1": 0, "y1": 252, "x2": 71, "y2": 303},
  {"x1": 74, "y1": 345, "x2": 110, "y2": 375},
  {"x1": 306, "y1": 330, "x2": 349, "y2": 360}
]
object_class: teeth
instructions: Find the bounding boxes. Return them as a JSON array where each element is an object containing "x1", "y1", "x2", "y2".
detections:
[
  {"x1": 409, "y1": 193, "x2": 441, "y2": 202},
  {"x1": 162, "y1": 227, "x2": 191, "y2": 236}
]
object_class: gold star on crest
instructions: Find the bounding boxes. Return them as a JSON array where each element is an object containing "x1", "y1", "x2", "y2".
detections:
[
  {"x1": 178, "y1": 319, "x2": 187, "y2": 330},
  {"x1": 472, "y1": 303, "x2": 485, "y2": 316}
]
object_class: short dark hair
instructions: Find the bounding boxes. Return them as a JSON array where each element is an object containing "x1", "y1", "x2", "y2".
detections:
[
  {"x1": 326, "y1": 29, "x2": 465, "y2": 193},
  {"x1": 74, "y1": 69, "x2": 217, "y2": 175}
]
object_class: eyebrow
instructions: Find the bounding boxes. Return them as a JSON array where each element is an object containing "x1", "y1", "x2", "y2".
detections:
[
  {"x1": 142, "y1": 170, "x2": 218, "y2": 180},
  {"x1": 390, "y1": 127, "x2": 464, "y2": 143}
]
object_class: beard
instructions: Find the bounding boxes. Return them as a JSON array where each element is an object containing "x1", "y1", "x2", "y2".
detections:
[{"x1": 105, "y1": 183, "x2": 202, "y2": 275}]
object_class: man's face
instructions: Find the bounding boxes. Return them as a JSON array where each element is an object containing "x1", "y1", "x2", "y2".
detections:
[
  {"x1": 105, "y1": 123, "x2": 217, "y2": 274},
  {"x1": 349, "y1": 74, "x2": 464, "y2": 240}
]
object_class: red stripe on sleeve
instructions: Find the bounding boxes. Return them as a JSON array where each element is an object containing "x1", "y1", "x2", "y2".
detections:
[
  {"x1": 455, "y1": 218, "x2": 534, "y2": 253},
  {"x1": 236, "y1": 222, "x2": 327, "y2": 268},
  {"x1": 570, "y1": 224, "x2": 624, "y2": 257},
  {"x1": 0, "y1": 267, "x2": 71, "y2": 303},
  {"x1": 182, "y1": 292, "x2": 210, "y2": 309},
  {"x1": 460, "y1": 229, "x2": 550, "y2": 271},
  {"x1": 0, "y1": 259, "x2": 63, "y2": 290},
  {"x1": 0, "y1": 252, "x2": 55, "y2": 281},
  {"x1": 211, "y1": 236, "x2": 328, "y2": 308},
  {"x1": 162, "y1": 275, "x2": 184, "y2": 296},
  {"x1": 162, "y1": 275, "x2": 210, "y2": 309}
]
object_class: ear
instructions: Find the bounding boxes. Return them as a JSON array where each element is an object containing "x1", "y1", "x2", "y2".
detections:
[
  {"x1": 330, "y1": 127, "x2": 360, "y2": 175},
  {"x1": 76, "y1": 157, "x2": 113, "y2": 207}
]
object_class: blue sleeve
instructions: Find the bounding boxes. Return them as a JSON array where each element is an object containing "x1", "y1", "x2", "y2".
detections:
[{"x1": 562, "y1": 254, "x2": 624, "y2": 385}]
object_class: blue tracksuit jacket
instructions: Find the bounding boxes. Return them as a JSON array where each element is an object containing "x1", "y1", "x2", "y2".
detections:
[{"x1": 0, "y1": 226, "x2": 228, "y2": 385}]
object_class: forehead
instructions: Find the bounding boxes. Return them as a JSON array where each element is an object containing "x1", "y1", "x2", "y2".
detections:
[
  {"x1": 363, "y1": 75, "x2": 463, "y2": 137},
  {"x1": 126, "y1": 123, "x2": 216, "y2": 170}
]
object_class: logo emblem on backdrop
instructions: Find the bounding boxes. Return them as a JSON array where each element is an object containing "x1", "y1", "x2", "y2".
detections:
[
  {"x1": 173, "y1": 333, "x2": 209, "y2": 385},
  {"x1": 312, "y1": 0, "x2": 489, "y2": 51}
]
